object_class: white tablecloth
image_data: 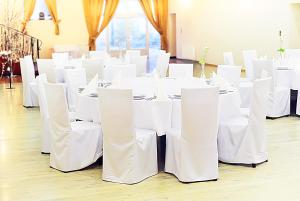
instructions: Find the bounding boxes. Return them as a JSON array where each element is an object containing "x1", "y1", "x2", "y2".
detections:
[
  {"x1": 75, "y1": 78, "x2": 241, "y2": 136},
  {"x1": 275, "y1": 69, "x2": 300, "y2": 90}
]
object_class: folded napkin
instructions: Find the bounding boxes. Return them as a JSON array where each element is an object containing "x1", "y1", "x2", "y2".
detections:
[
  {"x1": 81, "y1": 74, "x2": 98, "y2": 95},
  {"x1": 210, "y1": 72, "x2": 231, "y2": 91}
]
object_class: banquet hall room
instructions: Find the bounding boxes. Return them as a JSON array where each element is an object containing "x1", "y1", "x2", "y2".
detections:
[{"x1": 1, "y1": 0, "x2": 300, "y2": 200}]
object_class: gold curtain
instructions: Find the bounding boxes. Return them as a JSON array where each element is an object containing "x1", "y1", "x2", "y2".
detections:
[
  {"x1": 83, "y1": 0, "x2": 120, "y2": 50},
  {"x1": 139, "y1": 0, "x2": 168, "y2": 51},
  {"x1": 21, "y1": 0, "x2": 36, "y2": 33},
  {"x1": 45, "y1": 0, "x2": 60, "y2": 35}
]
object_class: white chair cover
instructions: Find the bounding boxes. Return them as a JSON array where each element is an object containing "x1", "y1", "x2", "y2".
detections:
[
  {"x1": 168, "y1": 64, "x2": 193, "y2": 79},
  {"x1": 165, "y1": 87, "x2": 219, "y2": 182},
  {"x1": 217, "y1": 65, "x2": 242, "y2": 88},
  {"x1": 82, "y1": 58, "x2": 104, "y2": 82},
  {"x1": 103, "y1": 64, "x2": 136, "y2": 81},
  {"x1": 218, "y1": 78, "x2": 271, "y2": 165},
  {"x1": 52, "y1": 52, "x2": 69, "y2": 68},
  {"x1": 98, "y1": 88, "x2": 157, "y2": 184},
  {"x1": 20, "y1": 56, "x2": 39, "y2": 107},
  {"x1": 253, "y1": 59, "x2": 290, "y2": 118},
  {"x1": 243, "y1": 50, "x2": 257, "y2": 79},
  {"x1": 37, "y1": 59, "x2": 57, "y2": 83},
  {"x1": 36, "y1": 74, "x2": 51, "y2": 153},
  {"x1": 129, "y1": 55, "x2": 147, "y2": 76},
  {"x1": 156, "y1": 52, "x2": 170, "y2": 77},
  {"x1": 64, "y1": 68, "x2": 87, "y2": 110},
  {"x1": 223, "y1": 52, "x2": 235, "y2": 65},
  {"x1": 125, "y1": 50, "x2": 141, "y2": 63},
  {"x1": 45, "y1": 83, "x2": 102, "y2": 172},
  {"x1": 89, "y1": 50, "x2": 110, "y2": 61},
  {"x1": 67, "y1": 58, "x2": 83, "y2": 68}
]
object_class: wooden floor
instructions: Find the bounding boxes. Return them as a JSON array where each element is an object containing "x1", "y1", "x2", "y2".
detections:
[{"x1": 1, "y1": 67, "x2": 300, "y2": 201}]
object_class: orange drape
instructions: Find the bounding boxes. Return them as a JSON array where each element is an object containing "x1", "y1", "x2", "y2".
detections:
[
  {"x1": 139, "y1": 0, "x2": 168, "y2": 51},
  {"x1": 21, "y1": 0, "x2": 36, "y2": 33},
  {"x1": 45, "y1": 0, "x2": 60, "y2": 35},
  {"x1": 83, "y1": 0, "x2": 120, "y2": 50}
]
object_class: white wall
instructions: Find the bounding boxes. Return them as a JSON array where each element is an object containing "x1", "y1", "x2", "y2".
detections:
[{"x1": 170, "y1": 0, "x2": 300, "y2": 66}]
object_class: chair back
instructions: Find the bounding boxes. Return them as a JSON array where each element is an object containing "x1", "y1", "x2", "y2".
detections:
[
  {"x1": 249, "y1": 78, "x2": 271, "y2": 122},
  {"x1": 130, "y1": 55, "x2": 147, "y2": 76},
  {"x1": 44, "y1": 83, "x2": 71, "y2": 139},
  {"x1": 223, "y1": 52, "x2": 235, "y2": 65},
  {"x1": 104, "y1": 64, "x2": 136, "y2": 81},
  {"x1": 156, "y1": 52, "x2": 170, "y2": 77},
  {"x1": 36, "y1": 74, "x2": 49, "y2": 119},
  {"x1": 24, "y1": 55, "x2": 36, "y2": 82},
  {"x1": 98, "y1": 88, "x2": 135, "y2": 175},
  {"x1": 82, "y1": 58, "x2": 104, "y2": 81},
  {"x1": 252, "y1": 59, "x2": 275, "y2": 91},
  {"x1": 89, "y1": 50, "x2": 110, "y2": 61},
  {"x1": 168, "y1": 64, "x2": 193, "y2": 78},
  {"x1": 125, "y1": 50, "x2": 141, "y2": 62},
  {"x1": 243, "y1": 50, "x2": 257, "y2": 79},
  {"x1": 67, "y1": 58, "x2": 83, "y2": 68},
  {"x1": 37, "y1": 59, "x2": 57, "y2": 83},
  {"x1": 181, "y1": 87, "x2": 219, "y2": 144},
  {"x1": 52, "y1": 52, "x2": 69, "y2": 68},
  {"x1": 217, "y1": 65, "x2": 242, "y2": 88},
  {"x1": 64, "y1": 68, "x2": 87, "y2": 107}
]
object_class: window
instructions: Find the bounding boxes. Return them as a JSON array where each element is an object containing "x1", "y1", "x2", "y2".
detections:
[
  {"x1": 31, "y1": 0, "x2": 51, "y2": 20},
  {"x1": 96, "y1": 0, "x2": 161, "y2": 53}
]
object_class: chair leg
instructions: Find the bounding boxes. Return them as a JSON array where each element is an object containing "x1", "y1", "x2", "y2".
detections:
[{"x1": 251, "y1": 163, "x2": 257, "y2": 168}]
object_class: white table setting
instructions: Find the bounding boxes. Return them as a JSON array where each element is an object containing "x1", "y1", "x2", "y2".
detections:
[{"x1": 75, "y1": 76, "x2": 241, "y2": 136}]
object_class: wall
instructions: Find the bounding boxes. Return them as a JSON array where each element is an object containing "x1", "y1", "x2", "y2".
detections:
[
  {"x1": 169, "y1": 0, "x2": 300, "y2": 65},
  {"x1": 26, "y1": 0, "x2": 88, "y2": 58}
]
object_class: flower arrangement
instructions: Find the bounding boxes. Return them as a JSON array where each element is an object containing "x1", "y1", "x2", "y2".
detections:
[
  {"x1": 199, "y1": 47, "x2": 209, "y2": 65},
  {"x1": 198, "y1": 47, "x2": 209, "y2": 78},
  {"x1": 277, "y1": 30, "x2": 285, "y2": 57}
]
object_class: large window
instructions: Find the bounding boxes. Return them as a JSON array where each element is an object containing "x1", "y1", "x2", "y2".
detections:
[
  {"x1": 31, "y1": 0, "x2": 51, "y2": 20},
  {"x1": 96, "y1": 0, "x2": 161, "y2": 53}
]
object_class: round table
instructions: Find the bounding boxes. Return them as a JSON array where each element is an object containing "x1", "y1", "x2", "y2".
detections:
[{"x1": 75, "y1": 78, "x2": 241, "y2": 136}]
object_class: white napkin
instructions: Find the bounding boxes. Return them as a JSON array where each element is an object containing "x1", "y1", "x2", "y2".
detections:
[
  {"x1": 210, "y1": 72, "x2": 231, "y2": 91},
  {"x1": 81, "y1": 74, "x2": 98, "y2": 95}
]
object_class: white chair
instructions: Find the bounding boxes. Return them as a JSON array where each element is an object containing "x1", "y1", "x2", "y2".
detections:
[
  {"x1": 252, "y1": 59, "x2": 290, "y2": 118},
  {"x1": 217, "y1": 65, "x2": 242, "y2": 88},
  {"x1": 52, "y1": 52, "x2": 69, "y2": 68},
  {"x1": 67, "y1": 58, "x2": 83, "y2": 68},
  {"x1": 98, "y1": 88, "x2": 157, "y2": 184},
  {"x1": 82, "y1": 58, "x2": 104, "y2": 82},
  {"x1": 37, "y1": 74, "x2": 77, "y2": 154},
  {"x1": 156, "y1": 52, "x2": 170, "y2": 77},
  {"x1": 37, "y1": 59, "x2": 57, "y2": 83},
  {"x1": 89, "y1": 50, "x2": 110, "y2": 61},
  {"x1": 168, "y1": 64, "x2": 194, "y2": 79},
  {"x1": 125, "y1": 50, "x2": 141, "y2": 63},
  {"x1": 103, "y1": 64, "x2": 136, "y2": 81},
  {"x1": 218, "y1": 78, "x2": 271, "y2": 167},
  {"x1": 36, "y1": 74, "x2": 51, "y2": 153},
  {"x1": 165, "y1": 87, "x2": 219, "y2": 182},
  {"x1": 20, "y1": 56, "x2": 39, "y2": 107},
  {"x1": 243, "y1": 50, "x2": 257, "y2": 80},
  {"x1": 45, "y1": 83, "x2": 102, "y2": 172},
  {"x1": 223, "y1": 52, "x2": 235, "y2": 65},
  {"x1": 64, "y1": 68, "x2": 87, "y2": 111},
  {"x1": 128, "y1": 55, "x2": 147, "y2": 76}
]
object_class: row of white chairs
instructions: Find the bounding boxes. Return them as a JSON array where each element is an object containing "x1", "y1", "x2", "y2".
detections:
[{"x1": 37, "y1": 74, "x2": 271, "y2": 183}]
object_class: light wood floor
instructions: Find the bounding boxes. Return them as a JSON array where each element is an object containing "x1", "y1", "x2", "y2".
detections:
[{"x1": 1, "y1": 69, "x2": 300, "y2": 201}]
